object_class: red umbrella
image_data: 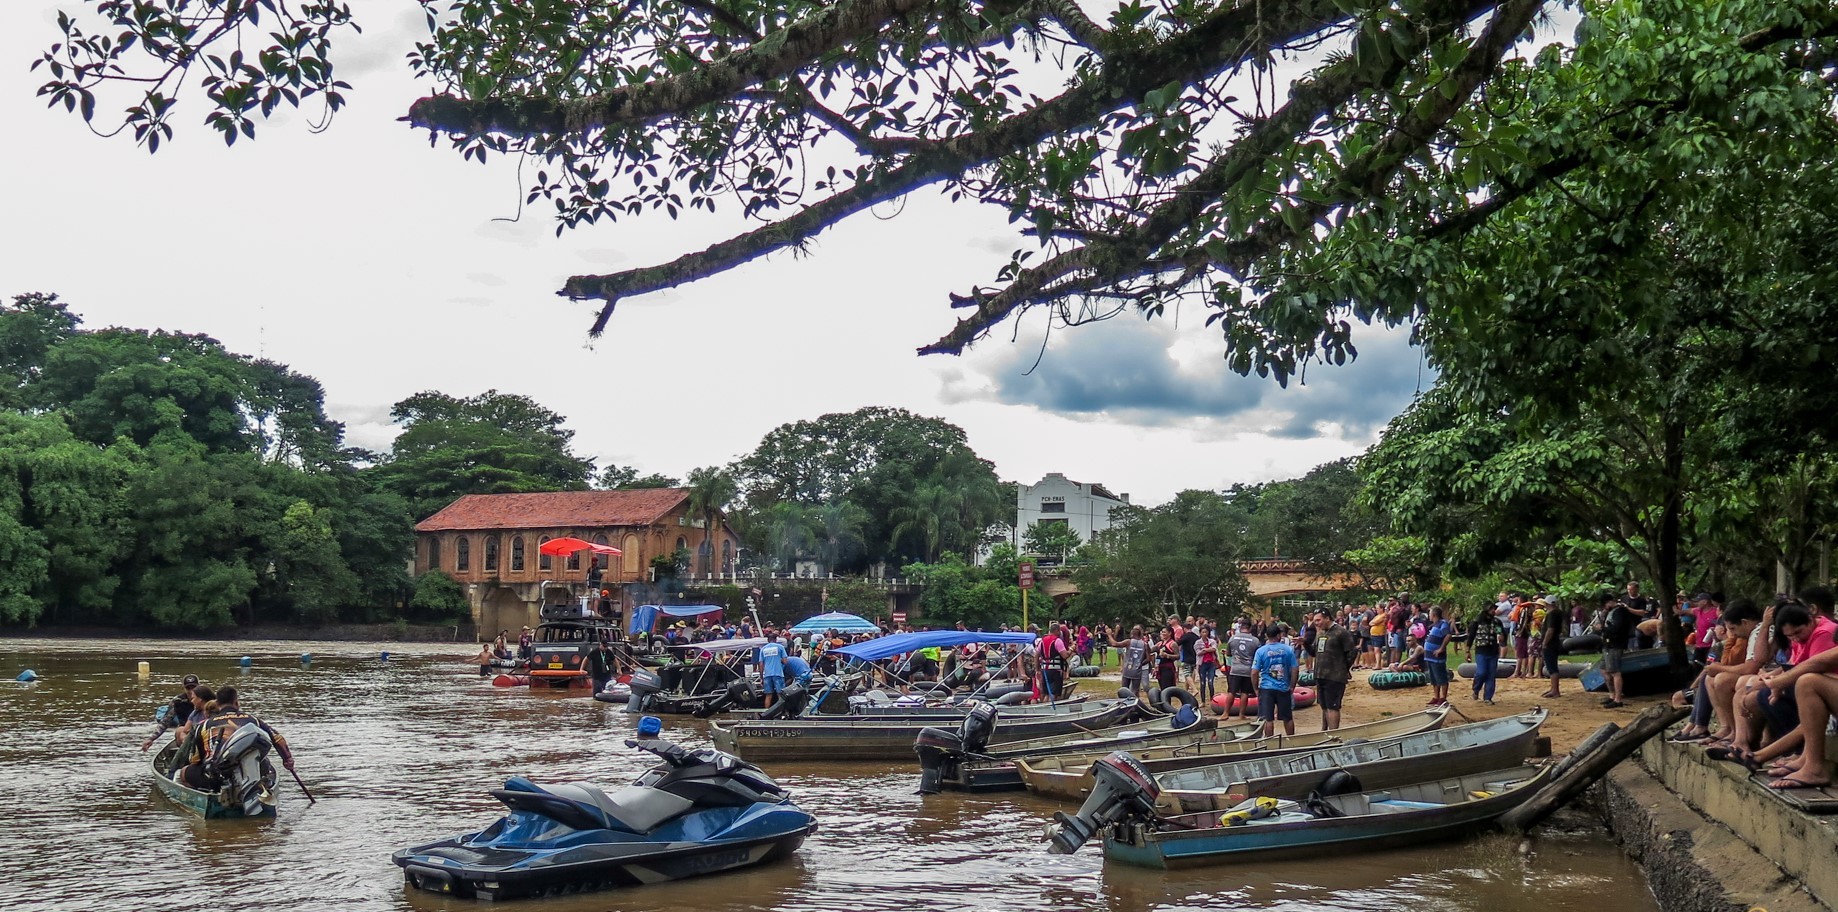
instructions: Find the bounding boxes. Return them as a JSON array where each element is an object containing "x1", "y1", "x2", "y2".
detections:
[{"x1": 539, "y1": 537, "x2": 622, "y2": 557}]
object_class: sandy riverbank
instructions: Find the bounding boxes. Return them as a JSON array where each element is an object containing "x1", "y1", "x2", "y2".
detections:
[{"x1": 1083, "y1": 664, "x2": 1652, "y2": 755}]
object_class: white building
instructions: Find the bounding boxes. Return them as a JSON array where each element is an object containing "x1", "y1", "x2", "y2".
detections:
[{"x1": 1013, "y1": 473, "x2": 1130, "y2": 561}]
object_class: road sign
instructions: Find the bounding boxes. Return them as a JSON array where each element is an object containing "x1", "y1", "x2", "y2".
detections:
[
  {"x1": 891, "y1": 610, "x2": 908, "y2": 624},
  {"x1": 1019, "y1": 561, "x2": 1035, "y2": 589}
]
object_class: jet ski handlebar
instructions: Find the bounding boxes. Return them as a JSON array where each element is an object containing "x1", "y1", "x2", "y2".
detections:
[{"x1": 624, "y1": 738, "x2": 698, "y2": 766}]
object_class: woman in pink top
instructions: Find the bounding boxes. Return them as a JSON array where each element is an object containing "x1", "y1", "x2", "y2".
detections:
[{"x1": 1735, "y1": 603, "x2": 1838, "y2": 775}]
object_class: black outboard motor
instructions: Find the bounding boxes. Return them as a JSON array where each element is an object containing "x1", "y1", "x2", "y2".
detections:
[
  {"x1": 625, "y1": 669, "x2": 663, "y2": 713},
  {"x1": 212, "y1": 724, "x2": 274, "y2": 816},
  {"x1": 691, "y1": 679, "x2": 754, "y2": 719},
  {"x1": 757, "y1": 682, "x2": 810, "y2": 720},
  {"x1": 1046, "y1": 751, "x2": 1160, "y2": 854},
  {"x1": 913, "y1": 702, "x2": 1000, "y2": 794}
]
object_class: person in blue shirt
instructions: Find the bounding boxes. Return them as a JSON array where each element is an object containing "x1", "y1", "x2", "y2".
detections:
[
  {"x1": 1423, "y1": 605, "x2": 1453, "y2": 707},
  {"x1": 755, "y1": 633, "x2": 788, "y2": 708},
  {"x1": 1252, "y1": 625, "x2": 1298, "y2": 737},
  {"x1": 784, "y1": 652, "x2": 812, "y2": 688}
]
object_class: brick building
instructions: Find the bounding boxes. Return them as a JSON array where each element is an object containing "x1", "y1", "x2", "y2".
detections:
[{"x1": 414, "y1": 489, "x2": 740, "y2": 635}]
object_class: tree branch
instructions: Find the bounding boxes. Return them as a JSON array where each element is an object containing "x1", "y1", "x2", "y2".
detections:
[
  {"x1": 405, "y1": 0, "x2": 937, "y2": 136},
  {"x1": 920, "y1": 0, "x2": 1528, "y2": 355},
  {"x1": 564, "y1": 0, "x2": 1358, "y2": 327}
]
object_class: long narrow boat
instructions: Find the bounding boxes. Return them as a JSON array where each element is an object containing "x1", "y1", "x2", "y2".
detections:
[
  {"x1": 1099, "y1": 765, "x2": 1552, "y2": 868},
  {"x1": 150, "y1": 740, "x2": 278, "y2": 819},
  {"x1": 1015, "y1": 707, "x2": 1451, "y2": 800},
  {"x1": 1150, "y1": 709, "x2": 1547, "y2": 813},
  {"x1": 932, "y1": 714, "x2": 1264, "y2": 793},
  {"x1": 710, "y1": 699, "x2": 1137, "y2": 762}
]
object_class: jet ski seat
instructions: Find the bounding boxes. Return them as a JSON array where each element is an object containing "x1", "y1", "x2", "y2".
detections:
[
  {"x1": 498, "y1": 777, "x2": 697, "y2": 833},
  {"x1": 545, "y1": 782, "x2": 696, "y2": 834}
]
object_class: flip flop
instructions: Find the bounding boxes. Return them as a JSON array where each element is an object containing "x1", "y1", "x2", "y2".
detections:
[
  {"x1": 1767, "y1": 776, "x2": 1830, "y2": 791},
  {"x1": 1704, "y1": 746, "x2": 1743, "y2": 761}
]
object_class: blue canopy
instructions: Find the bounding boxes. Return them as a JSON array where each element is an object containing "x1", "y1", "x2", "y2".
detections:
[
  {"x1": 789, "y1": 612, "x2": 878, "y2": 634},
  {"x1": 831, "y1": 630, "x2": 1036, "y2": 662},
  {"x1": 627, "y1": 604, "x2": 724, "y2": 635}
]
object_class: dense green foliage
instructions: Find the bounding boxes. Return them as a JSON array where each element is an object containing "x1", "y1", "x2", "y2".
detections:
[
  {"x1": 1069, "y1": 491, "x2": 1253, "y2": 624},
  {"x1": 731, "y1": 407, "x2": 1006, "y2": 570},
  {"x1": 902, "y1": 543, "x2": 1030, "y2": 631},
  {"x1": 0, "y1": 293, "x2": 414, "y2": 629}
]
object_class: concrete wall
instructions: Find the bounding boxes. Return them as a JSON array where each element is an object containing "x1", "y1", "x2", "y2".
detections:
[{"x1": 1598, "y1": 738, "x2": 1837, "y2": 912}]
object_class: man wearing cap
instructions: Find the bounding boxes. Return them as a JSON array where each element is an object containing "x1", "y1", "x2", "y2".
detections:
[
  {"x1": 141, "y1": 674, "x2": 203, "y2": 751},
  {"x1": 517, "y1": 627, "x2": 534, "y2": 661},
  {"x1": 585, "y1": 639, "x2": 615, "y2": 696}
]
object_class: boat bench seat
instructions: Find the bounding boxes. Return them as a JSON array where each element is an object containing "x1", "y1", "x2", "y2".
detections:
[{"x1": 547, "y1": 782, "x2": 695, "y2": 834}]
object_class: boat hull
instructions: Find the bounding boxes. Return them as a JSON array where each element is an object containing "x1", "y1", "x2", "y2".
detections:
[
  {"x1": 711, "y1": 700, "x2": 1137, "y2": 762},
  {"x1": 1154, "y1": 710, "x2": 1547, "y2": 813},
  {"x1": 150, "y1": 740, "x2": 277, "y2": 819},
  {"x1": 397, "y1": 821, "x2": 813, "y2": 901},
  {"x1": 1102, "y1": 766, "x2": 1550, "y2": 869},
  {"x1": 1579, "y1": 648, "x2": 1692, "y2": 695},
  {"x1": 943, "y1": 718, "x2": 1265, "y2": 793},
  {"x1": 1017, "y1": 709, "x2": 1450, "y2": 800}
]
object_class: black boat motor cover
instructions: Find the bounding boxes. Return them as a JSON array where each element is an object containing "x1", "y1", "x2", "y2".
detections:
[
  {"x1": 1046, "y1": 751, "x2": 1160, "y2": 855},
  {"x1": 628, "y1": 669, "x2": 664, "y2": 697},
  {"x1": 912, "y1": 726, "x2": 965, "y2": 795},
  {"x1": 212, "y1": 723, "x2": 273, "y2": 816},
  {"x1": 959, "y1": 702, "x2": 999, "y2": 755},
  {"x1": 758, "y1": 682, "x2": 809, "y2": 720}
]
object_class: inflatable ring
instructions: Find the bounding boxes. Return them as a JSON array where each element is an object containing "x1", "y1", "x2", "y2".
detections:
[{"x1": 1367, "y1": 670, "x2": 1428, "y2": 689}]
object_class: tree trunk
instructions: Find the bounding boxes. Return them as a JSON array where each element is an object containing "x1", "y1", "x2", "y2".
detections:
[{"x1": 1659, "y1": 414, "x2": 1689, "y2": 673}]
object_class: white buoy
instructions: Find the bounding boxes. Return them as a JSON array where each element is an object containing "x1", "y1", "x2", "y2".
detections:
[{"x1": 137, "y1": 661, "x2": 150, "y2": 679}]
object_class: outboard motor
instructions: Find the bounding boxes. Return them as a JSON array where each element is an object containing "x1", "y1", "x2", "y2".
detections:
[
  {"x1": 912, "y1": 702, "x2": 999, "y2": 795},
  {"x1": 1046, "y1": 751, "x2": 1160, "y2": 855},
  {"x1": 757, "y1": 682, "x2": 809, "y2": 720},
  {"x1": 211, "y1": 724, "x2": 274, "y2": 816},
  {"x1": 691, "y1": 679, "x2": 754, "y2": 719},
  {"x1": 625, "y1": 669, "x2": 663, "y2": 713}
]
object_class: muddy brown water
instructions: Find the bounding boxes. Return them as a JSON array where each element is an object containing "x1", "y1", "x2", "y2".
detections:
[{"x1": 0, "y1": 639, "x2": 1660, "y2": 912}]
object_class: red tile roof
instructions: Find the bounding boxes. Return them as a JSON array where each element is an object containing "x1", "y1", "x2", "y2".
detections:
[{"x1": 415, "y1": 490, "x2": 691, "y2": 532}]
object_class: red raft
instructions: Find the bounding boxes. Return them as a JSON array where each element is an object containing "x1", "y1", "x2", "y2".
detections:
[{"x1": 1209, "y1": 686, "x2": 1317, "y2": 717}]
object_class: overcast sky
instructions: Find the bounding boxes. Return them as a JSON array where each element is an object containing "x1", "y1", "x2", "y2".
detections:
[{"x1": 1, "y1": 2, "x2": 1432, "y2": 505}]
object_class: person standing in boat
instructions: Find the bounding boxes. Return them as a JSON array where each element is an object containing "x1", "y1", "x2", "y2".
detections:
[
  {"x1": 1038, "y1": 623, "x2": 1072, "y2": 701},
  {"x1": 755, "y1": 633, "x2": 788, "y2": 709},
  {"x1": 180, "y1": 686, "x2": 294, "y2": 790}
]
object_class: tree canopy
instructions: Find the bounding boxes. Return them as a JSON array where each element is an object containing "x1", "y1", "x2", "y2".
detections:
[{"x1": 39, "y1": 1, "x2": 1838, "y2": 378}]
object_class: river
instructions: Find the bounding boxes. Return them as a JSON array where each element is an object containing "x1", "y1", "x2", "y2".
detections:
[{"x1": 0, "y1": 638, "x2": 1659, "y2": 912}]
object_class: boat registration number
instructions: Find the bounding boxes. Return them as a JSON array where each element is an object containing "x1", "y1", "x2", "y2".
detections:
[
  {"x1": 548, "y1": 662, "x2": 563, "y2": 669},
  {"x1": 749, "y1": 727, "x2": 802, "y2": 739}
]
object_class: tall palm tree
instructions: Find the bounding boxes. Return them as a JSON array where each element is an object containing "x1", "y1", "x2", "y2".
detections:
[
  {"x1": 891, "y1": 482, "x2": 959, "y2": 563},
  {"x1": 762, "y1": 501, "x2": 819, "y2": 570},
  {"x1": 685, "y1": 466, "x2": 738, "y2": 575},
  {"x1": 814, "y1": 499, "x2": 869, "y2": 574}
]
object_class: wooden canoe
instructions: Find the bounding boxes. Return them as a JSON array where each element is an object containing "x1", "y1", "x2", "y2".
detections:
[
  {"x1": 1102, "y1": 764, "x2": 1552, "y2": 868},
  {"x1": 709, "y1": 699, "x2": 1137, "y2": 762},
  {"x1": 150, "y1": 739, "x2": 277, "y2": 819},
  {"x1": 1015, "y1": 707, "x2": 1451, "y2": 800},
  {"x1": 1151, "y1": 709, "x2": 1548, "y2": 813}
]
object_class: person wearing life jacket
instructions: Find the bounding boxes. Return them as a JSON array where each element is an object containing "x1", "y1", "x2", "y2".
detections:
[
  {"x1": 1038, "y1": 623, "x2": 1072, "y2": 700},
  {"x1": 911, "y1": 644, "x2": 942, "y2": 682},
  {"x1": 180, "y1": 686, "x2": 293, "y2": 790}
]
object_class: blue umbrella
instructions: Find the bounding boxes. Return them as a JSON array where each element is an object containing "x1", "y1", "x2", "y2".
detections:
[{"x1": 789, "y1": 612, "x2": 878, "y2": 634}]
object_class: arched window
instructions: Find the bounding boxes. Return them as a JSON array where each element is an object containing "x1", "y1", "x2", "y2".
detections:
[
  {"x1": 484, "y1": 536, "x2": 500, "y2": 571},
  {"x1": 427, "y1": 537, "x2": 441, "y2": 570},
  {"x1": 456, "y1": 536, "x2": 471, "y2": 572},
  {"x1": 510, "y1": 536, "x2": 525, "y2": 572},
  {"x1": 721, "y1": 539, "x2": 733, "y2": 572},
  {"x1": 622, "y1": 535, "x2": 641, "y2": 575},
  {"x1": 675, "y1": 536, "x2": 687, "y2": 553},
  {"x1": 538, "y1": 536, "x2": 553, "y2": 571},
  {"x1": 567, "y1": 542, "x2": 581, "y2": 571}
]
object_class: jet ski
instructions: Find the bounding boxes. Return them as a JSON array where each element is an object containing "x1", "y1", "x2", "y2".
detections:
[{"x1": 393, "y1": 739, "x2": 816, "y2": 901}]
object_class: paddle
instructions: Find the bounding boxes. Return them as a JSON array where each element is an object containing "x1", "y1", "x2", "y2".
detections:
[{"x1": 286, "y1": 764, "x2": 318, "y2": 803}]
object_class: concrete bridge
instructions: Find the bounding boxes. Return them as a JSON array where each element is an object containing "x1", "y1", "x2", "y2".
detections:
[{"x1": 1034, "y1": 558, "x2": 1356, "y2": 602}]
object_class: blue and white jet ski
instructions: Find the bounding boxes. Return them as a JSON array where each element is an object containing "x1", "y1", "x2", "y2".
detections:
[{"x1": 394, "y1": 739, "x2": 816, "y2": 901}]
